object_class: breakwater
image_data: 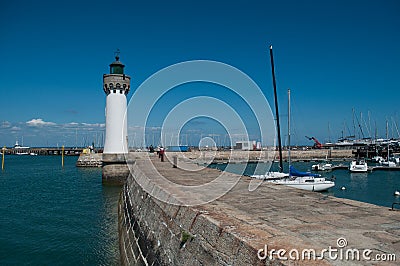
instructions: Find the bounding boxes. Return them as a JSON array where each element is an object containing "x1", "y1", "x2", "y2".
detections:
[
  {"x1": 118, "y1": 153, "x2": 400, "y2": 265},
  {"x1": 4, "y1": 147, "x2": 83, "y2": 155},
  {"x1": 185, "y1": 149, "x2": 354, "y2": 163}
]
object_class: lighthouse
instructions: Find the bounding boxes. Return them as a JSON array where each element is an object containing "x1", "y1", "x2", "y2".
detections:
[
  {"x1": 102, "y1": 50, "x2": 131, "y2": 185},
  {"x1": 103, "y1": 50, "x2": 131, "y2": 154}
]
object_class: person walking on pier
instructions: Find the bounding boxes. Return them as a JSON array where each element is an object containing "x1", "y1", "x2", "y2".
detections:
[
  {"x1": 159, "y1": 147, "x2": 165, "y2": 162},
  {"x1": 149, "y1": 145, "x2": 154, "y2": 153}
]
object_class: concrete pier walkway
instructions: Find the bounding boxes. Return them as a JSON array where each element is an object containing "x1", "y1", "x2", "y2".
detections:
[{"x1": 121, "y1": 153, "x2": 400, "y2": 265}]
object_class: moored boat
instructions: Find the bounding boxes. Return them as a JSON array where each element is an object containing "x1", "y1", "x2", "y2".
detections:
[
  {"x1": 311, "y1": 162, "x2": 333, "y2": 171},
  {"x1": 269, "y1": 165, "x2": 335, "y2": 192},
  {"x1": 349, "y1": 159, "x2": 368, "y2": 172},
  {"x1": 14, "y1": 140, "x2": 30, "y2": 155},
  {"x1": 380, "y1": 160, "x2": 396, "y2": 167},
  {"x1": 250, "y1": 68, "x2": 334, "y2": 192}
]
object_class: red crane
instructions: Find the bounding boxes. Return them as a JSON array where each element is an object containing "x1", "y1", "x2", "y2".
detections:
[{"x1": 305, "y1": 136, "x2": 323, "y2": 149}]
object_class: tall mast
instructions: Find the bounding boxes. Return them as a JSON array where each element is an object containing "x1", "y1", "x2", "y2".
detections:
[
  {"x1": 269, "y1": 45, "x2": 284, "y2": 173},
  {"x1": 386, "y1": 120, "x2": 389, "y2": 160},
  {"x1": 288, "y1": 89, "x2": 291, "y2": 174}
]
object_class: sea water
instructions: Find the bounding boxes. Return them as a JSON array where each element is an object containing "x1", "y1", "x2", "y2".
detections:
[
  {"x1": 0, "y1": 155, "x2": 120, "y2": 265},
  {"x1": 209, "y1": 161, "x2": 400, "y2": 208},
  {"x1": 2, "y1": 156, "x2": 400, "y2": 265}
]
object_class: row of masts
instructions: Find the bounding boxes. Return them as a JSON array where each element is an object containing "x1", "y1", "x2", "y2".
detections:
[{"x1": 337, "y1": 108, "x2": 400, "y2": 142}]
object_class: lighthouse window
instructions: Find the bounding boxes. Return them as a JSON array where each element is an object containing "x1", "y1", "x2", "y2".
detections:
[
  {"x1": 111, "y1": 66, "x2": 123, "y2": 74},
  {"x1": 113, "y1": 89, "x2": 116, "y2": 94},
  {"x1": 120, "y1": 90, "x2": 123, "y2": 94}
]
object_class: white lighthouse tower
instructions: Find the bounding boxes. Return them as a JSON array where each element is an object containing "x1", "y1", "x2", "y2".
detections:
[{"x1": 103, "y1": 50, "x2": 131, "y2": 154}]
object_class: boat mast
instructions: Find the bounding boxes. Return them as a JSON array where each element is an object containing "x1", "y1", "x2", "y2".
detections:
[
  {"x1": 386, "y1": 120, "x2": 389, "y2": 161},
  {"x1": 288, "y1": 89, "x2": 291, "y2": 176},
  {"x1": 269, "y1": 45, "x2": 284, "y2": 172}
]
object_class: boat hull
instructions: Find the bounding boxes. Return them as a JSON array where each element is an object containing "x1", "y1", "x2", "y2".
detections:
[
  {"x1": 284, "y1": 182, "x2": 335, "y2": 192},
  {"x1": 349, "y1": 160, "x2": 368, "y2": 172},
  {"x1": 268, "y1": 177, "x2": 335, "y2": 192},
  {"x1": 251, "y1": 172, "x2": 289, "y2": 180}
]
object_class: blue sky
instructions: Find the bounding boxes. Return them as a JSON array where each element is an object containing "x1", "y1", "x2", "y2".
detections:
[{"x1": 1, "y1": 0, "x2": 399, "y2": 147}]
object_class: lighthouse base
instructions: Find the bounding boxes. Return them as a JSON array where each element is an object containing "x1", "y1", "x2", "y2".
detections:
[{"x1": 102, "y1": 154, "x2": 131, "y2": 185}]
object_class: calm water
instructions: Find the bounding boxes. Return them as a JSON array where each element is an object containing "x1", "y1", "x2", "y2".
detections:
[
  {"x1": 0, "y1": 155, "x2": 120, "y2": 265},
  {"x1": 210, "y1": 161, "x2": 400, "y2": 208},
  {"x1": 2, "y1": 157, "x2": 400, "y2": 265}
]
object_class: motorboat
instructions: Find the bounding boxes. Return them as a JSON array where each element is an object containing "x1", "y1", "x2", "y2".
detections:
[
  {"x1": 371, "y1": 156, "x2": 384, "y2": 163},
  {"x1": 349, "y1": 159, "x2": 368, "y2": 172},
  {"x1": 311, "y1": 163, "x2": 333, "y2": 171},
  {"x1": 380, "y1": 160, "x2": 396, "y2": 167},
  {"x1": 14, "y1": 140, "x2": 30, "y2": 155}
]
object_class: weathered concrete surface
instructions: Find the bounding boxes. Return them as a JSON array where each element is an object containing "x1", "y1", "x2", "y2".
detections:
[
  {"x1": 102, "y1": 153, "x2": 135, "y2": 185},
  {"x1": 102, "y1": 164, "x2": 130, "y2": 185},
  {"x1": 119, "y1": 154, "x2": 400, "y2": 265}
]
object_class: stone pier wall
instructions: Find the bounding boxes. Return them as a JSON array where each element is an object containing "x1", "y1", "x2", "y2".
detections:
[
  {"x1": 118, "y1": 162, "x2": 283, "y2": 266},
  {"x1": 102, "y1": 154, "x2": 131, "y2": 185},
  {"x1": 116, "y1": 153, "x2": 400, "y2": 265}
]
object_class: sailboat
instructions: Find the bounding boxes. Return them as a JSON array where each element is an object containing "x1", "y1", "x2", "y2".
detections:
[
  {"x1": 269, "y1": 89, "x2": 335, "y2": 191},
  {"x1": 251, "y1": 47, "x2": 334, "y2": 192},
  {"x1": 251, "y1": 45, "x2": 287, "y2": 180},
  {"x1": 379, "y1": 121, "x2": 396, "y2": 167}
]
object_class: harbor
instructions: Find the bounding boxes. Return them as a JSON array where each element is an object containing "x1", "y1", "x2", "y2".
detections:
[
  {"x1": 1, "y1": 1, "x2": 400, "y2": 264},
  {"x1": 2, "y1": 46, "x2": 400, "y2": 263}
]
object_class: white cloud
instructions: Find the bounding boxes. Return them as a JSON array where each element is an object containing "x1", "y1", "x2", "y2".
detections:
[
  {"x1": 26, "y1": 118, "x2": 56, "y2": 127},
  {"x1": 1, "y1": 121, "x2": 11, "y2": 128},
  {"x1": 81, "y1": 123, "x2": 105, "y2": 127},
  {"x1": 11, "y1": 126, "x2": 21, "y2": 131}
]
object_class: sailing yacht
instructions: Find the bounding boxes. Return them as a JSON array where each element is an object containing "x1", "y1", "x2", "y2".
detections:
[
  {"x1": 251, "y1": 47, "x2": 334, "y2": 192},
  {"x1": 251, "y1": 47, "x2": 334, "y2": 191},
  {"x1": 379, "y1": 121, "x2": 396, "y2": 167},
  {"x1": 266, "y1": 89, "x2": 334, "y2": 191},
  {"x1": 269, "y1": 166, "x2": 336, "y2": 192}
]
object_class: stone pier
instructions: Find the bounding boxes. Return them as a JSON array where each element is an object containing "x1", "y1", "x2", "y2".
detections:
[
  {"x1": 102, "y1": 153, "x2": 131, "y2": 185},
  {"x1": 118, "y1": 153, "x2": 400, "y2": 265}
]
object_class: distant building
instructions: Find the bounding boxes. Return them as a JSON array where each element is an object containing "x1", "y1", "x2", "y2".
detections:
[{"x1": 234, "y1": 141, "x2": 261, "y2": 151}]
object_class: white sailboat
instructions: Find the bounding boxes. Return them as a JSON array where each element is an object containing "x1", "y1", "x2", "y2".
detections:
[
  {"x1": 269, "y1": 89, "x2": 334, "y2": 191},
  {"x1": 379, "y1": 121, "x2": 396, "y2": 167},
  {"x1": 252, "y1": 47, "x2": 334, "y2": 192},
  {"x1": 269, "y1": 167, "x2": 336, "y2": 192}
]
